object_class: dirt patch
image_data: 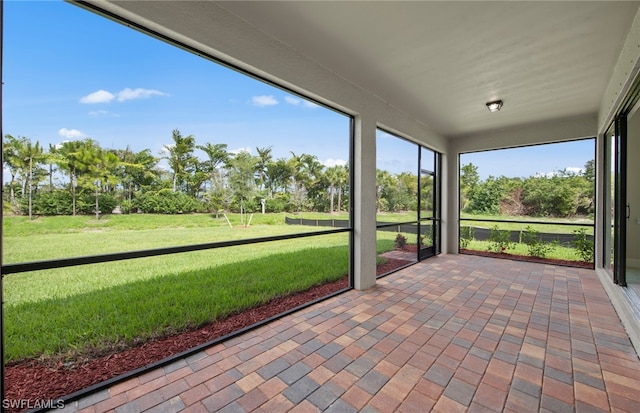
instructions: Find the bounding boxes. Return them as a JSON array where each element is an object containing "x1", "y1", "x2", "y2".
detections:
[
  {"x1": 460, "y1": 248, "x2": 593, "y2": 268},
  {"x1": 3, "y1": 257, "x2": 411, "y2": 412}
]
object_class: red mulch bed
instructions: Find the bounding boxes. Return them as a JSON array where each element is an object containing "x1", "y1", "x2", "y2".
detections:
[
  {"x1": 4, "y1": 257, "x2": 411, "y2": 412},
  {"x1": 460, "y1": 248, "x2": 593, "y2": 268}
]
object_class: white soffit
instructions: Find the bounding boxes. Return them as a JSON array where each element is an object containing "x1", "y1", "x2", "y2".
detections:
[{"x1": 103, "y1": 1, "x2": 638, "y2": 137}]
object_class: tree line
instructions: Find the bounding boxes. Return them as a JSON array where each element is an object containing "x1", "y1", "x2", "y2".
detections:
[
  {"x1": 4, "y1": 131, "x2": 592, "y2": 220},
  {"x1": 460, "y1": 161, "x2": 595, "y2": 218},
  {"x1": 2, "y1": 130, "x2": 352, "y2": 218}
]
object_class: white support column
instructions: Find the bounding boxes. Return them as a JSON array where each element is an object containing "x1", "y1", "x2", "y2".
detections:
[
  {"x1": 445, "y1": 142, "x2": 460, "y2": 254},
  {"x1": 353, "y1": 115, "x2": 377, "y2": 290}
]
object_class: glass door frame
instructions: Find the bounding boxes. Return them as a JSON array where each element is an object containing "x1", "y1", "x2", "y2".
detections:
[
  {"x1": 604, "y1": 113, "x2": 628, "y2": 286},
  {"x1": 614, "y1": 115, "x2": 628, "y2": 286},
  {"x1": 418, "y1": 147, "x2": 441, "y2": 261}
]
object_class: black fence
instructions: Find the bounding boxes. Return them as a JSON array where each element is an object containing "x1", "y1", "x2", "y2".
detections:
[
  {"x1": 462, "y1": 226, "x2": 593, "y2": 247},
  {"x1": 284, "y1": 216, "x2": 593, "y2": 247},
  {"x1": 284, "y1": 217, "x2": 428, "y2": 234}
]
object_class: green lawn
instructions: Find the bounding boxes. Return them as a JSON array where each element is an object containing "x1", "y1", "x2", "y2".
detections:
[
  {"x1": 2, "y1": 213, "x2": 361, "y2": 363},
  {"x1": 459, "y1": 212, "x2": 594, "y2": 234},
  {"x1": 459, "y1": 213, "x2": 594, "y2": 263},
  {"x1": 4, "y1": 211, "x2": 591, "y2": 363},
  {"x1": 461, "y1": 239, "x2": 584, "y2": 262}
]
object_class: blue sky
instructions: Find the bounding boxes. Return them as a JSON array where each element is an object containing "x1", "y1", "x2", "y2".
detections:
[
  {"x1": 460, "y1": 139, "x2": 595, "y2": 180},
  {"x1": 3, "y1": 1, "x2": 595, "y2": 181},
  {"x1": 2, "y1": 0, "x2": 350, "y2": 171}
]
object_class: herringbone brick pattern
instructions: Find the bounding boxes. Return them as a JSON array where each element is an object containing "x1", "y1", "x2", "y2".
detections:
[{"x1": 64, "y1": 255, "x2": 640, "y2": 412}]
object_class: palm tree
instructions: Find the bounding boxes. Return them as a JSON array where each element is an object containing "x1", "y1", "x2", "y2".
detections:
[
  {"x1": 255, "y1": 146, "x2": 273, "y2": 191},
  {"x1": 46, "y1": 143, "x2": 60, "y2": 192},
  {"x1": 17, "y1": 139, "x2": 44, "y2": 219},
  {"x1": 197, "y1": 142, "x2": 228, "y2": 192},
  {"x1": 265, "y1": 158, "x2": 293, "y2": 196},
  {"x1": 325, "y1": 165, "x2": 339, "y2": 213},
  {"x1": 78, "y1": 144, "x2": 119, "y2": 219},
  {"x1": 334, "y1": 164, "x2": 349, "y2": 213},
  {"x1": 227, "y1": 150, "x2": 257, "y2": 222},
  {"x1": 114, "y1": 147, "x2": 160, "y2": 202},
  {"x1": 56, "y1": 139, "x2": 95, "y2": 216},
  {"x1": 2, "y1": 134, "x2": 25, "y2": 207},
  {"x1": 163, "y1": 129, "x2": 196, "y2": 193}
]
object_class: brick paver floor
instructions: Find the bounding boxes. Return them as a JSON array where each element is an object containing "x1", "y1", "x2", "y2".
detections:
[{"x1": 63, "y1": 254, "x2": 640, "y2": 412}]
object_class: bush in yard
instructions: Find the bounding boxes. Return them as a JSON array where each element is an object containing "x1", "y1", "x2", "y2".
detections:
[
  {"x1": 24, "y1": 190, "x2": 73, "y2": 215},
  {"x1": 459, "y1": 226, "x2": 475, "y2": 249},
  {"x1": 572, "y1": 228, "x2": 594, "y2": 263},
  {"x1": 522, "y1": 226, "x2": 555, "y2": 258},
  {"x1": 266, "y1": 193, "x2": 291, "y2": 213},
  {"x1": 488, "y1": 225, "x2": 512, "y2": 253},
  {"x1": 135, "y1": 189, "x2": 201, "y2": 214},
  {"x1": 119, "y1": 199, "x2": 135, "y2": 214},
  {"x1": 77, "y1": 193, "x2": 117, "y2": 215},
  {"x1": 394, "y1": 233, "x2": 407, "y2": 249}
]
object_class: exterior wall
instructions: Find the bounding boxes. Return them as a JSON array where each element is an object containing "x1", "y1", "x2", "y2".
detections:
[
  {"x1": 599, "y1": 7, "x2": 640, "y2": 132},
  {"x1": 628, "y1": 112, "x2": 640, "y2": 267},
  {"x1": 596, "y1": 5, "x2": 640, "y2": 353}
]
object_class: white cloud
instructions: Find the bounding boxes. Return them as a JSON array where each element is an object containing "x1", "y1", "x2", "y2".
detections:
[
  {"x1": 58, "y1": 128, "x2": 85, "y2": 139},
  {"x1": 324, "y1": 158, "x2": 347, "y2": 167},
  {"x1": 566, "y1": 167, "x2": 584, "y2": 175},
  {"x1": 285, "y1": 95, "x2": 318, "y2": 108},
  {"x1": 88, "y1": 110, "x2": 110, "y2": 117},
  {"x1": 80, "y1": 90, "x2": 115, "y2": 104},
  {"x1": 251, "y1": 95, "x2": 278, "y2": 107},
  {"x1": 536, "y1": 166, "x2": 585, "y2": 178},
  {"x1": 285, "y1": 96, "x2": 301, "y2": 106},
  {"x1": 80, "y1": 88, "x2": 168, "y2": 104},
  {"x1": 117, "y1": 88, "x2": 168, "y2": 102},
  {"x1": 230, "y1": 147, "x2": 252, "y2": 155}
]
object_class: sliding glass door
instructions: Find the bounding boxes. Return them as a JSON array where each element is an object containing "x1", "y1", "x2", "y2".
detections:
[
  {"x1": 605, "y1": 115, "x2": 628, "y2": 286},
  {"x1": 419, "y1": 147, "x2": 439, "y2": 260}
]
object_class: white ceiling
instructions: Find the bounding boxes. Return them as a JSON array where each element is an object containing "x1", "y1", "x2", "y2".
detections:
[{"x1": 102, "y1": 1, "x2": 639, "y2": 138}]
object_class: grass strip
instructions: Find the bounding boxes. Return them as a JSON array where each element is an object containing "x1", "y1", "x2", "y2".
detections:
[{"x1": 4, "y1": 245, "x2": 349, "y2": 363}]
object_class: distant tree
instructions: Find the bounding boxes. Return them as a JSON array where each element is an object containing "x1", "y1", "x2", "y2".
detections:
[
  {"x1": 255, "y1": 146, "x2": 273, "y2": 191},
  {"x1": 583, "y1": 159, "x2": 595, "y2": 183},
  {"x1": 376, "y1": 169, "x2": 394, "y2": 213},
  {"x1": 56, "y1": 139, "x2": 93, "y2": 216},
  {"x1": 77, "y1": 144, "x2": 119, "y2": 219},
  {"x1": 334, "y1": 164, "x2": 349, "y2": 213},
  {"x1": 460, "y1": 163, "x2": 479, "y2": 212},
  {"x1": 2, "y1": 134, "x2": 25, "y2": 207},
  {"x1": 45, "y1": 143, "x2": 59, "y2": 192},
  {"x1": 227, "y1": 150, "x2": 257, "y2": 220},
  {"x1": 163, "y1": 129, "x2": 197, "y2": 193},
  {"x1": 17, "y1": 139, "x2": 45, "y2": 219},
  {"x1": 266, "y1": 158, "x2": 293, "y2": 196},
  {"x1": 466, "y1": 176, "x2": 517, "y2": 215},
  {"x1": 197, "y1": 142, "x2": 229, "y2": 193},
  {"x1": 325, "y1": 165, "x2": 340, "y2": 213}
]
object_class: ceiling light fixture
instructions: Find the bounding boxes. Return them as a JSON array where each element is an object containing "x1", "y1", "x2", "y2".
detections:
[{"x1": 486, "y1": 100, "x2": 503, "y2": 112}]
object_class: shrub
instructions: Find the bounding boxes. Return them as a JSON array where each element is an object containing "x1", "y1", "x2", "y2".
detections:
[
  {"x1": 394, "y1": 233, "x2": 407, "y2": 249},
  {"x1": 522, "y1": 226, "x2": 555, "y2": 258},
  {"x1": 78, "y1": 193, "x2": 117, "y2": 215},
  {"x1": 572, "y1": 228, "x2": 594, "y2": 263},
  {"x1": 266, "y1": 194, "x2": 290, "y2": 213},
  {"x1": 488, "y1": 225, "x2": 512, "y2": 253},
  {"x1": 119, "y1": 200, "x2": 135, "y2": 214},
  {"x1": 459, "y1": 226, "x2": 475, "y2": 249},
  {"x1": 135, "y1": 190, "x2": 201, "y2": 214},
  {"x1": 25, "y1": 190, "x2": 72, "y2": 215}
]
